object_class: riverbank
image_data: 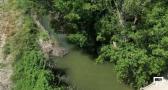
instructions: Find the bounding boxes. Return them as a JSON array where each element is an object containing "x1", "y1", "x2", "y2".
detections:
[
  {"x1": 1, "y1": 0, "x2": 69, "y2": 90},
  {"x1": 32, "y1": 15, "x2": 68, "y2": 57}
]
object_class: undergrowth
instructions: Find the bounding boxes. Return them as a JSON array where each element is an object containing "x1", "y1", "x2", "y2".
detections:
[{"x1": 4, "y1": 16, "x2": 63, "y2": 90}]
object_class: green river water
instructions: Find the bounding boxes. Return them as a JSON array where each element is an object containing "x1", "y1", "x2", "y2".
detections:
[{"x1": 41, "y1": 16, "x2": 132, "y2": 90}]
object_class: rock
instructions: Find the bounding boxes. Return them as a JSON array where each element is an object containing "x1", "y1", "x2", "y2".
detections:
[{"x1": 52, "y1": 47, "x2": 68, "y2": 57}]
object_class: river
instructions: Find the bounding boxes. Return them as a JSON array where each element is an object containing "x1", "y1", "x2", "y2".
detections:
[{"x1": 41, "y1": 16, "x2": 132, "y2": 90}]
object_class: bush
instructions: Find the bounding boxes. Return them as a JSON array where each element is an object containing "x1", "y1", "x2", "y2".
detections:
[{"x1": 67, "y1": 33, "x2": 87, "y2": 47}]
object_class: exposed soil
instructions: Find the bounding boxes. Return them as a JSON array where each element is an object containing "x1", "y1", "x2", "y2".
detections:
[{"x1": 0, "y1": 0, "x2": 13, "y2": 89}]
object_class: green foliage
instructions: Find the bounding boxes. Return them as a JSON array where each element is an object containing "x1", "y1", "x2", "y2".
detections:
[
  {"x1": 97, "y1": 44, "x2": 166, "y2": 88},
  {"x1": 50, "y1": 0, "x2": 168, "y2": 89},
  {"x1": 64, "y1": 12, "x2": 80, "y2": 21},
  {"x1": 13, "y1": 50, "x2": 52, "y2": 90},
  {"x1": 13, "y1": 0, "x2": 168, "y2": 89},
  {"x1": 96, "y1": 14, "x2": 119, "y2": 43}
]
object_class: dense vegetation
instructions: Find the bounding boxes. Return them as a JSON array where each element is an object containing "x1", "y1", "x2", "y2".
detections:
[
  {"x1": 51, "y1": 0, "x2": 168, "y2": 89},
  {"x1": 7, "y1": 0, "x2": 168, "y2": 89}
]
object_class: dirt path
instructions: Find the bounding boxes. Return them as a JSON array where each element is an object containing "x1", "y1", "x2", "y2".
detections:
[{"x1": 0, "y1": 0, "x2": 13, "y2": 90}]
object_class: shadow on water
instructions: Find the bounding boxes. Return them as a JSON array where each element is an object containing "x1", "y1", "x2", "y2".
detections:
[
  {"x1": 50, "y1": 68, "x2": 69, "y2": 86},
  {"x1": 47, "y1": 57, "x2": 78, "y2": 90},
  {"x1": 44, "y1": 58, "x2": 68, "y2": 87}
]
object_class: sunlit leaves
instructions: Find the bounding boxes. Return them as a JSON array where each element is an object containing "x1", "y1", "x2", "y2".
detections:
[
  {"x1": 64, "y1": 12, "x2": 80, "y2": 21},
  {"x1": 82, "y1": 3, "x2": 99, "y2": 11}
]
